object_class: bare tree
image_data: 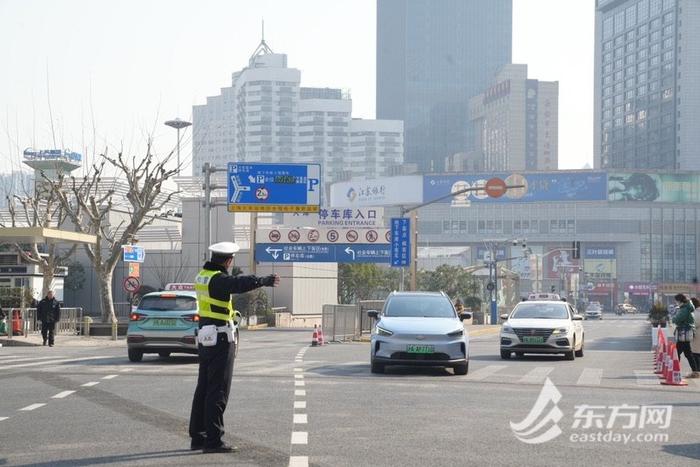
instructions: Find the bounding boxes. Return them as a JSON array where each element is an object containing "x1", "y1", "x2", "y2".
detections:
[
  {"x1": 1, "y1": 177, "x2": 77, "y2": 297},
  {"x1": 43, "y1": 145, "x2": 179, "y2": 323},
  {"x1": 149, "y1": 252, "x2": 191, "y2": 290}
]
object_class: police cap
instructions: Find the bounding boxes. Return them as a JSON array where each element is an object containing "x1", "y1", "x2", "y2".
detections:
[{"x1": 208, "y1": 242, "x2": 240, "y2": 257}]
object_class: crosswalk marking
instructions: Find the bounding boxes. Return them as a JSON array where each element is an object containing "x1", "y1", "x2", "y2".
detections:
[
  {"x1": 576, "y1": 368, "x2": 603, "y2": 386},
  {"x1": 0, "y1": 417, "x2": 9, "y2": 422},
  {"x1": 19, "y1": 403, "x2": 46, "y2": 411},
  {"x1": 519, "y1": 367, "x2": 554, "y2": 384},
  {"x1": 102, "y1": 374, "x2": 118, "y2": 380},
  {"x1": 634, "y1": 370, "x2": 659, "y2": 386},
  {"x1": 3, "y1": 356, "x2": 110, "y2": 370},
  {"x1": 51, "y1": 391, "x2": 76, "y2": 399},
  {"x1": 467, "y1": 365, "x2": 506, "y2": 381},
  {"x1": 81, "y1": 382, "x2": 99, "y2": 387}
]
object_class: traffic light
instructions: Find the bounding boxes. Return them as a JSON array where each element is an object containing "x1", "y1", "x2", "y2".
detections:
[{"x1": 572, "y1": 241, "x2": 581, "y2": 259}]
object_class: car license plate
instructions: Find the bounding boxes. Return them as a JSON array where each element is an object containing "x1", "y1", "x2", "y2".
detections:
[
  {"x1": 522, "y1": 336, "x2": 544, "y2": 344},
  {"x1": 152, "y1": 318, "x2": 177, "y2": 327},
  {"x1": 406, "y1": 344, "x2": 434, "y2": 354}
]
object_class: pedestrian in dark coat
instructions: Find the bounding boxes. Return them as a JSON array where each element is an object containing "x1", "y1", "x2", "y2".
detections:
[
  {"x1": 672, "y1": 293, "x2": 697, "y2": 377},
  {"x1": 37, "y1": 290, "x2": 61, "y2": 347}
]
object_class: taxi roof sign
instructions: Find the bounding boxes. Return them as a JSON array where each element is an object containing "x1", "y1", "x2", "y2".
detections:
[{"x1": 165, "y1": 283, "x2": 195, "y2": 291}]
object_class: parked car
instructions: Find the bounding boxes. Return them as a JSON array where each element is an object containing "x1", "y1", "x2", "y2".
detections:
[
  {"x1": 368, "y1": 291, "x2": 472, "y2": 375},
  {"x1": 500, "y1": 300, "x2": 584, "y2": 360},
  {"x1": 585, "y1": 303, "x2": 603, "y2": 320}
]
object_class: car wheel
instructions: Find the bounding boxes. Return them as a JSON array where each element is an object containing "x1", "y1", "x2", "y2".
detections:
[
  {"x1": 158, "y1": 352, "x2": 171, "y2": 358},
  {"x1": 500, "y1": 350, "x2": 511, "y2": 360},
  {"x1": 515, "y1": 352, "x2": 524, "y2": 358},
  {"x1": 370, "y1": 360, "x2": 385, "y2": 374},
  {"x1": 128, "y1": 348, "x2": 143, "y2": 362},
  {"x1": 575, "y1": 338, "x2": 584, "y2": 358},
  {"x1": 454, "y1": 362, "x2": 469, "y2": 375},
  {"x1": 565, "y1": 339, "x2": 576, "y2": 360}
]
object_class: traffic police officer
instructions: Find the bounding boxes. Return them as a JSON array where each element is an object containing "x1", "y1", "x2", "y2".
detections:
[{"x1": 189, "y1": 241, "x2": 279, "y2": 453}]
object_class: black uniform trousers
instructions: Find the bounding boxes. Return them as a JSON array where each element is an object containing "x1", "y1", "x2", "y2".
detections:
[
  {"x1": 189, "y1": 331, "x2": 236, "y2": 448},
  {"x1": 41, "y1": 321, "x2": 55, "y2": 345}
]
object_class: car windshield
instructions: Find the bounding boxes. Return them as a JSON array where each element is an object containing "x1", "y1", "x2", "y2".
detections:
[
  {"x1": 511, "y1": 303, "x2": 569, "y2": 320},
  {"x1": 384, "y1": 295, "x2": 455, "y2": 318},
  {"x1": 138, "y1": 296, "x2": 197, "y2": 312}
]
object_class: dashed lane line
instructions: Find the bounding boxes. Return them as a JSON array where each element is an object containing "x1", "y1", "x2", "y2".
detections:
[
  {"x1": 294, "y1": 380, "x2": 305, "y2": 387},
  {"x1": 291, "y1": 431, "x2": 308, "y2": 445},
  {"x1": 81, "y1": 381, "x2": 100, "y2": 387},
  {"x1": 294, "y1": 401, "x2": 306, "y2": 409},
  {"x1": 2, "y1": 355, "x2": 111, "y2": 370},
  {"x1": 0, "y1": 356, "x2": 67, "y2": 364},
  {"x1": 19, "y1": 403, "x2": 46, "y2": 411},
  {"x1": 102, "y1": 374, "x2": 118, "y2": 380},
  {"x1": 51, "y1": 390, "x2": 76, "y2": 399},
  {"x1": 518, "y1": 366, "x2": 554, "y2": 384},
  {"x1": 295, "y1": 390, "x2": 306, "y2": 397},
  {"x1": 293, "y1": 414, "x2": 308, "y2": 424},
  {"x1": 0, "y1": 417, "x2": 9, "y2": 421},
  {"x1": 289, "y1": 456, "x2": 309, "y2": 467}
]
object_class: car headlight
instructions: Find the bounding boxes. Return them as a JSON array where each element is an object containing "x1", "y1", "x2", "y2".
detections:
[
  {"x1": 502, "y1": 324, "x2": 515, "y2": 334},
  {"x1": 376, "y1": 325, "x2": 393, "y2": 337},
  {"x1": 447, "y1": 328, "x2": 464, "y2": 337},
  {"x1": 551, "y1": 327, "x2": 569, "y2": 335}
]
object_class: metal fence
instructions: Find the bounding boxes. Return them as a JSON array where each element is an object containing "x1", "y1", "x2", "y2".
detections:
[
  {"x1": 322, "y1": 304, "x2": 360, "y2": 342},
  {"x1": 2, "y1": 308, "x2": 85, "y2": 337},
  {"x1": 358, "y1": 300, "x2": 384, "y2": 336}
]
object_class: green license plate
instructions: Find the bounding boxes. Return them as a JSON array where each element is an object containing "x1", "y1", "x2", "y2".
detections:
[
  {"x1": 151, "y1": 318, "x2": 177, "y2": 327},
  {"x1": 522, "y1": 336, "x2": 544, "y2": 344},
  {"x1": 407, "y1": 344, "x2": 435, "y2": 354}
]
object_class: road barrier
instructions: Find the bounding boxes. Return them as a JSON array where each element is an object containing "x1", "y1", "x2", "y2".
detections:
[
  {"x1": 2, "y1": 308, "x2": 85, "y2": 338},
  {"x1": 322, "y1": 304, "x2": 360, "y2": 342}
]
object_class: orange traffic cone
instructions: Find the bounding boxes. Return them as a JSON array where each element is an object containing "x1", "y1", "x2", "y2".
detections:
[
  {"x1": 311, "y1": 325, "x2": 319, "y2": 347},
  {"x1": 661, "y1": 343, "x2": 674, "y2": 380},
  {"x1": 317, "y1": 327, "x2": 325, "y2": 346},
  {"x1": 654, "y1": 341, "x2": 665, "y2": 374},
  {"x1": 661, "y1": 354, "x2": 688, "y2": 386}
]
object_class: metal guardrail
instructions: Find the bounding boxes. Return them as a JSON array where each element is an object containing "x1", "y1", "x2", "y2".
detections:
[
  {"x1": 322, "y1": 304, "x2": 360, "y2": 342},
  {"x1": 1, "y1": 307, "x2": 85, "y2": 338},
  {"x1": 358, "y1": 300, "x2": 384, "y2": 336}
]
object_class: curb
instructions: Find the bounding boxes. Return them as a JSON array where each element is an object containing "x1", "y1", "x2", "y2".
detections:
[{"x1": 0, "y1": 338, "x2": 39, "y2": 347}]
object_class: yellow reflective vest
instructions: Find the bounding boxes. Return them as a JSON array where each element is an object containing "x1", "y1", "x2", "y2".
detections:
[{"x1": 194, "y1": 269, "x2": 240, "y2": 323}]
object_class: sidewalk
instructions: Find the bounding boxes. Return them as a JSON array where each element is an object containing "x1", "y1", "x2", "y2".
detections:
[{"x1": 0, "y1": 333, "x2": 126, "y2": 347}]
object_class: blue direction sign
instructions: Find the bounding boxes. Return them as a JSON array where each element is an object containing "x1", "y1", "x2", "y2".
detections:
[
  {"x1": 228, "y1": 162, "x2": 321, "y2": 213},
  {"x1": 390, "y1": 218, "x2": 411, "y2": 267},
  {"x1": 122, "y1": 245, "x2": 145, "y2": 263},
  {"x1": 256, "y1": 243, "x2": 390, "y2": 263}
]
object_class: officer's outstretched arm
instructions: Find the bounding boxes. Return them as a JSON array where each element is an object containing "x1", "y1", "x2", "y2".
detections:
[{"x1": 222, "y1": 274, "x2": 279, "y2": 294}]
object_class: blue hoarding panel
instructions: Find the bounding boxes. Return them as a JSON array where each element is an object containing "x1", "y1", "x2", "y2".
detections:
[
  {"x1": 390, "y1": 217, "x2": 411, "y2": 267},
  {"x1": 122, "y1": 245, "x2": 145, "y2": 263},
  {"x1": 423, "y1": 172, "x2": 607, "y2": 204},
  {"x1": 255, "y1": 243, "x2": 390, "y2": 263},
  {"x1": 227, "y1": 162, "x2": 321, "y2": 212}
]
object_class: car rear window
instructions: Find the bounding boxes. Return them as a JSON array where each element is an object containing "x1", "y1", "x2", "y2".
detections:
[
  {"x1": 138, "y1": 296, "x2": 197, "y2": 312},
  {"x1": 511, "y1": 303, "x2": 569, "y2": 320},
  {"x1": 384, "y1": 295, "x2": 455, "y2": 318}
]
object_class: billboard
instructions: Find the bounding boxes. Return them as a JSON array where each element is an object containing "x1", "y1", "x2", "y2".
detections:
[
  {"x1": 423, "y1": 172, "x2": 607, "y2": 205},
  {"x1": 330, "y1": 175, "x2": 423, "y2": 207},
  {"x1": 545, "y1": 248, "x2": 580, "y2": 279},
  {"x1": 608, "y1": 173, "x2": 700, "y2": 203},
  {"x1": 583, "y1": 259, "x2": 616, "y2": 278}
]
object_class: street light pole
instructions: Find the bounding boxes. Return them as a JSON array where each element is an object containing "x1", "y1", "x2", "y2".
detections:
[{"x1": 164, "y1": 118, "x2": 192, "y2": 173}]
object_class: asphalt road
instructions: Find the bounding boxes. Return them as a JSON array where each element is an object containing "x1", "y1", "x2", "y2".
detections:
[{"x1": 1, "y1": 315, "x2": 699, "y2": 467}]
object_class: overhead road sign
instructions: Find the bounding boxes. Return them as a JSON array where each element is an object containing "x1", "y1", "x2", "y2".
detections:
[
  {"x1": 227, "y1": 162, "x2": 321, "y2": 212},
  {"x1": 258, "y1": 227, "x2": 391, "y2": 245},
  {"x1": 390, "y1": 218, "x2": 411, "y2": 267},
  {"x1": 122, "y1": 245, "x2": 145, "y2": 263},
  {"x1": 255, "y1": 243, "x2": 390, "y2": 263},
  {"x1": 284, "y1": 207, "x2": 384, "y2": 228}
]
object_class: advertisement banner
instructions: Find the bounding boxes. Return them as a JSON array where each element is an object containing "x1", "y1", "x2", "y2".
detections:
[
  {"x1": 626, "y1": 282, "x2": 657, "y2": 295},
  {"x1": 583, "y1": 259, "x2": 616, "y2": 278},
  {"x1": 545, "y1": 248, "x2": 580, "y2": 279},
  {"x1": 330, "y1": 175, "x2": 423, "y2": 207},
  {"x1": 475, "y1": 246, "x2": 507, "y2": 262},
  {"x1": 584, "y1": 246, "x2": 616, "y2": 259},
  {"x1": 424, "y1": 171, "x2": 607, "y2": 205},
  {"x1": 608, "y1": 173, "x2": 700, "y2": 203}
]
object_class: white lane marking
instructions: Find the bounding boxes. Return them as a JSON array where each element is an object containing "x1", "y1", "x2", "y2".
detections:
[
  {"x1": 289, "y1": 456, "x2": 309, "y2": 467},
  {"x1": 102, "y1": 374, "x2": 118, "y2": 380},
  {"x1": 294, "y1": 368, "x2": 303, "y2": 372},
  {"x1": 81, "y1": 382, "x2": 99, "y2": 387},
  {"x1": 119, "y1": 368, "x2": 134, "y2": 372},
  {"x1": 293, "y1": 413, "x2": 308, "y2": 424},
  {"x1": 19, "y1": 403, "x2": 46, "y2": 411},
  {"x1": 0, "y1": 356, "x2": 66, "y2": 364},
  {"x1": 467, "y1": 365, "x2": 506, "y2": 381},
  {"x1": 519, "y1": 367, "x2": 554, "y2": 384},
  {"x1": 0, "y1": 417, "x2": 9, "y2": 421},
  {"x1": 294, "y1": 374, "x2": 304, "y2": 380},
  {"x1": 294, "y1": 380, "x2": 305, "y2": 387},
  {"x1": 3, "y1": 356, "x2": 111, "y2": 370},
  {"x1": 295, "y1": 390, "x2": 306, "y2": 397},
  {"x1": 295, "y1": 359, "x2": 303, "y2": 363},
  {"x1": 51, "y1": 390, "x2": 76, "y2": 399},
  {"x1": 576, "y1": 368, "x2": 603, "y2": 386},
  {"x1": 291, "y1": 431, "x2": 308, "y2": 444},
  {"x1": 294, "y1": 401, "x2": 306, "y2": 409},
  {"x1": 634, "y1": 370, "x2": 660, "y2": 386}
]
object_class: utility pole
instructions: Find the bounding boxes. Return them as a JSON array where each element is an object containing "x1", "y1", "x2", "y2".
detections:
[{"x1": 201, "y1": 163, "x2": 228, "y2": 261}]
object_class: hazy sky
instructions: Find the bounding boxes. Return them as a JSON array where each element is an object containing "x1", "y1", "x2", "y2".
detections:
[{"x1": 0, "y1": 0, "x2": 594, "y2": 175}]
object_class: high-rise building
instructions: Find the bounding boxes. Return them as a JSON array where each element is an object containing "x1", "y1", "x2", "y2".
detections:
[
  {"x1": 594, "y1": 0, "x2": 700, "y2": 170},
  {"x1": 469, "y1": 64, "x2": 559, "y2": 171},
  {"x1": 192, "y1": 40, "x2": 403, "y2": 185},
  {"x1": 376, "y1": 0, "x2": 512, "y2": 173}
]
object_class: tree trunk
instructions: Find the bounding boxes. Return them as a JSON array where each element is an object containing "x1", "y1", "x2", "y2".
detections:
[
  {"x1": 41, "y1": 267, "x2": 55, "y2": 299},
  {"x1": 98, "y1": 270, "x2": 117, "y2": 324}
]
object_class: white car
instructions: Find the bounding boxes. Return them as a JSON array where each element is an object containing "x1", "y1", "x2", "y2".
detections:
[
  {"x1": 500, "y1": 300, "x2": 584, "y2": 360},
  {"x1": 368, "y1": 291, "x2": 472, "y2": 375},
  {"x1": 585, "y1": 303, "x2": 603, "y2": 320}
]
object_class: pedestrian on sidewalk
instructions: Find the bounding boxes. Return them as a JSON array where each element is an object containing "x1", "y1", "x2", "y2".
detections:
[
  {"x1": 689, "y1": 297, "x2": 700, "y2": 378},
  {"x1": 37, "y1": 290, "x2": 61, "y2": 347},
  {"x1": 671, "y1": 293, "x2": 697, "y2": 378}
]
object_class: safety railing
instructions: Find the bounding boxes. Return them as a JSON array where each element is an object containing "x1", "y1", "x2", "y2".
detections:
[
  {"x1": 1, "y1": 307, "x2": 85, "y2": 338},
  {"x1": 322, "y1": 304, "x2": 362, "y2": 342}
]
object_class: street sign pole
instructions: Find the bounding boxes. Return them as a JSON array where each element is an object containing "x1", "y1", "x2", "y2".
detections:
[
  {"x1": 249, "y1": 212, "x2": 257, "y2": 275},
  {"x1": 203, "y1": 162, "x2": 211, "y2": 262},
  {"x1": 410, "y1": 210, "x2": 418, "y2": 291}
]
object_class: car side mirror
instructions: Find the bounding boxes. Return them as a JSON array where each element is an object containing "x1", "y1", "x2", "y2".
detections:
[
  {"x1": 367, "y1": 310, "x2": 379, "y2": 319},
  {"x1": 500, "y1": 314, "x2": 509, "y2": 321},
  {"x1": 572, "y1": 315, "x2": 584, "y2": 321},
  {"x1": 459, "y1": 312, "x2": 472, "y2": 321}
]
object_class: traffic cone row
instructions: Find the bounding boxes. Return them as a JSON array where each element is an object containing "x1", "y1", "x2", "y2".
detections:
[
  {"x1": 311, "y1": 324, "x2": 325, "y2": 347},
  {"x1": 653, "y1": 326, "x2": 688, "y2": 387}
]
